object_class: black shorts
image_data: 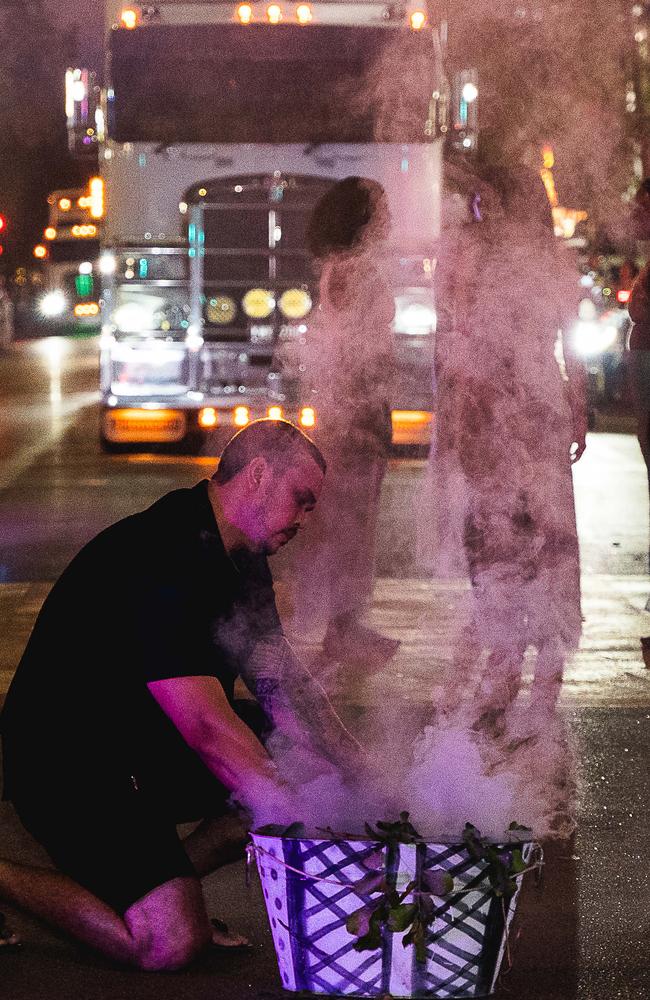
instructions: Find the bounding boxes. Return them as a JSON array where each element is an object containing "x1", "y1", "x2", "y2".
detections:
[
  {"x1": 10, "y1": 771, "x2": 230, "y2": 915},
  {"x1": 3, "y1": 699, "x2": 267, "y2": 914}
]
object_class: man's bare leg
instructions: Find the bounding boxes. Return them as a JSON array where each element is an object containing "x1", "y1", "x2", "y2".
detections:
[{"x1": 0, "y1": 859, "x2": 211, "y2": 969}]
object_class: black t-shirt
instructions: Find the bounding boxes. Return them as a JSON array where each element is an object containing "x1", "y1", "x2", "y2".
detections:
[{"x1": 1, "y1": 481, "x2": 281, "y2": 805}]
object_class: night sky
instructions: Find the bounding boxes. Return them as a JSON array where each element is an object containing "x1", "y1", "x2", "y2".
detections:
[{"x1": 45, "y1": 0, "x2": 103, "y2": 69}]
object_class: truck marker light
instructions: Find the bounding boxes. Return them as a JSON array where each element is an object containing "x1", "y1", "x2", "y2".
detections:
[
  {"x1": 207, "y1": 295, "x2": 237, "y2": 325},
  {"x1": 34, "y1": 244, "x2": 48, "y2": 259},
  {"x1": 44, "y1": 227, "x2": 57, "y2": 240},
  {"x1": 279, "y1": 287, "x2": 312, "y2": 319},
  {"x1": 199, "y1": 407, "x2": 219, "y2": 428},
  {"x1": 299, "y1": 407, "x2": 315, "y2": 428},
  {"x1": 58, "y1": 197, "x2": 72, "y2": 211},
  {"x1": 233, "y1": 406, "x2": 250, "y2": 426},
  {"x1": 409, "y1": 10, "x2": 426, "y2": 30},
  {"x1": 74, "y1": 303, "x2": 100, "y2": 317},
  {"x1": 237, "y1": 3, "x2": 253, "y2": 23},
  {"x1": 268, "y1": 406, "x2": 283, "y2": 420},
  {"x1": 267, "y1": 4, "x2": 282, "y2": 23},
  {"x1": 242, "y1": 288, "x2": 275, "y2": 319},
  {"x1": 120, "y1": 8, "x2": 140, "y2": 30},
  {"x1": 296, "y1": 4, "x2": 312, "y2": 23}
]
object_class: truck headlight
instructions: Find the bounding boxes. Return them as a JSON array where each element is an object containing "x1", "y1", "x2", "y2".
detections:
[
  {"x1": 573, "y1": 320, "x2": 618, "y2": 355},
  {"x1": 39, "y1": 291, "x2": 67, "y2": 317},
  {"x1": 393, "y1": 293, "x2": 436, "y2": 336}
]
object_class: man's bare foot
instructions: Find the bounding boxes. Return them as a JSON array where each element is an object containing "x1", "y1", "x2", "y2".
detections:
[{"x1": 210, "y1": 918, "x2": 252, "y2": 952}]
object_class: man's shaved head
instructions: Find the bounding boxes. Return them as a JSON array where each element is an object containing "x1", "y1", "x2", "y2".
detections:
[{"x1": 214, "y1": 418, "x2": 326, "y2": 485}]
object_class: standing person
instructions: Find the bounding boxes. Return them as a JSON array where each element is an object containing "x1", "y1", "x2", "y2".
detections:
[
  {"x1": 0, "y1": 277, "x2": 14, "y2": 350},
  {"x1": 433, "y1": 166, "x2": 588, "y2": 735},
  {"x1": 0, "y1": 419, "x2": 365, "y2": 969},
  {"x1": 626, "y1": 261, "x2": 650, "y2": 482},
  {"x1": 297, "y1": 176, "x2": 399, "y2": 666}
]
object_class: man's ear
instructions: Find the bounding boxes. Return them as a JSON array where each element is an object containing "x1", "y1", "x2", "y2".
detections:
[{"x1": 248, "y1": 456, "x2": 268, "y2": 489}]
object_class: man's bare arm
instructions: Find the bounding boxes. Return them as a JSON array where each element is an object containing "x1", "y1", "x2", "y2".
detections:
[
  {"x1": 239, "y1": 635, "x2": 368, "y2": 767},
  {"x1": 147, "y1": 675, "x2": 293, "y2": 822}
]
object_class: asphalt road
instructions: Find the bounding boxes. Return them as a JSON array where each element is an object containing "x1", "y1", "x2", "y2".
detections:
[{"x1": 0, "y1": 333, "x2": 649, "y2": 999}]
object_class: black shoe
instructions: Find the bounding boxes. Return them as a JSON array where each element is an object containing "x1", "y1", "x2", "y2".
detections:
[{"x1": 0, "y1": 913, "x2": 21, "y2": 953}]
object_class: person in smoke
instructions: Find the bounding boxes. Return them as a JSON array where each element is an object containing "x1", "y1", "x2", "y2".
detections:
[
  {"x1": 0, "y1": 419, "x2": 365, "y2": 968},
  {"x1": 295, "y1": 176, "x2": 400, "y2": 665},
  {"x1": 433, "y1": 165, "x2": 588, "y2": 736}
]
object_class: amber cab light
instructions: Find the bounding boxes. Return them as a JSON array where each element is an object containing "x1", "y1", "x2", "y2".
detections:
[
  {"x1": 296, "y1": 4, "x2": 312, "y2": 23},
  {"x1": 237, "y1": 3, "x2": 253, "y2": 23},
  {"x1": 267, "y1": 4, "x2": 282, "y2": 23},
  {"x1": 233, "y1": 406, "x2": 250, "y2": 427},
  {"x1": 120, "y1": 8, "x2": 140, "y2": 30},
  {"x1": 410, "y1": 10, "x2": 426, "y2": 30},
  {"x1": 267, "y1": 406, "x2": 284, "y2": 420},
  {"x1": 199, "y1": 407, "x2": 219, "y2": 429},
  {"x1": 299, "y1": 406, "x2": 316, "y2": 428}
]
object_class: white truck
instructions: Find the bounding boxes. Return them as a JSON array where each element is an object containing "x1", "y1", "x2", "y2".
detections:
[
  {"x1": 81, "y1": 1, "x2": 476, "y2": 451},
  {"x1": 35, "y1": 182, "x2": 104, "y2": 333}
]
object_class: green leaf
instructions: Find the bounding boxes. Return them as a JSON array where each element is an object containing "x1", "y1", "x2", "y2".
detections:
[
  {"x1": 421, "y1": 869, "x2": 455, "y2": 896},
  {"x1": 510, "y1": 848, "x2": 527, "y2": 874},
  {"x1": 346, "y1": 906, "x2": 372, "y2": 938},
  {"x1": 352, "y1": 872, "x2": 387, "y2": 897},
  {"x1": 353, "y1": 923, "x2": 382, "y2": 952},
  {"x1": 281, "y1": 822, "x2": 306, "y2": 838},
  {"x1": 387, "y1": 903, "x2": 417, "y2": 932}
]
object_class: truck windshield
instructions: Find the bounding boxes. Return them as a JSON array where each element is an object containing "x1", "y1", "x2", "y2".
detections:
[{"x1": 109, "y1": 23, "x2": 436, "y2": 144}]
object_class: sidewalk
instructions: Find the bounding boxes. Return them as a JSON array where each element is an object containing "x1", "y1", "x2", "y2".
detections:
[{"x1": 1, "y1": 575, "x2": 649, "y2": 998}]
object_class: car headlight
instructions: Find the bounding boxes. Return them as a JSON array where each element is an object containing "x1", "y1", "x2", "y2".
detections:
[
  {"x1": 39, "y1": 291, "x2": 67, "y2": 317},
  {"x1": 573, "y1": 320, "x2": 618, "y2": 355}
]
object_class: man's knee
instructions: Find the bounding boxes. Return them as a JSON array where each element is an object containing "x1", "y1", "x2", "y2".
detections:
[
  {"x1": 134, "y1": 925, "x2": 210, "y2": 971},
  {"x1": 125, "y1": 876, "x2": 211, "y2": 972}
]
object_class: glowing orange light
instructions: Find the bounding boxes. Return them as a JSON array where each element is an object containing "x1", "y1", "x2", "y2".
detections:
[
  {"x1": 299, "y1": 406, "x2": 315, "y2": 428},
  {"x1": 199, "y1": 407, "x2": 219, "y2": 428},
  {"x1": 237, "y1": 3, "x2": 253, "y2": 23},
  {"x1": 267, "y1": 4, "x2": 282, "y2": 23},
  {"x1": 120, "y1": 7, "x2": 139, "y2": 30},
  {"x1": 409, "y1": 10, "x2": 427, "y2": 30},
  {"x1": 296, "y1": 3, "x2": 312, "y2": 23},
  {"x1": 44, "y1": 227, "x2": 57, "y2": 240},
  {"x1": 89, "y1": 177, "x2": 105, "y2": 219},
  {"x1": 33, "y1": 245, "x2": 48, "y2": 259},
  {"x1": 78, "y1": 196, "x2": 91, "y2": 208},
  {"x1": 58, "y1": 197, "x2": 72, "y2": 211},
  {"x1": 617, "y1": 289, "x2": 631, "y2": 304},
  {"x1": 233, "y1": 405, "x2": 250, "y2": 427},
  {"x1": 267, "y1": 406, "x2": 284, "y2": 420},
  {"x1": 74, "y1": 302, "x2": 100, "y2": 317},
  {"x1": 542, "y1": 145, "x2": 555, "y2": 170},
  {"x1": 72, "y1": 224, "x2": 98, "y2": 237}
]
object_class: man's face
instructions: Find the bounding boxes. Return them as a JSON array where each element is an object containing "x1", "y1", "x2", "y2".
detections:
[{"x1": 254, "y1": 455, "x2": 324, "y2": 555}]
